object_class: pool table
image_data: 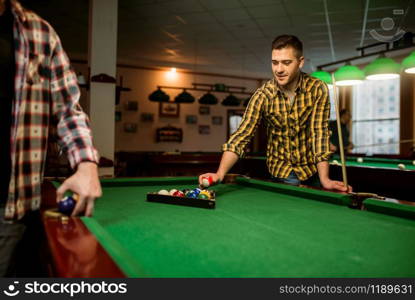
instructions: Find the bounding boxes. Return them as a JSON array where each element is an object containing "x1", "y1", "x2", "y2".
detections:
[
  {"x1": 240, "y1": 155, "x2": 415, "y2": 201},
  {"x1": 42, "y1": 176, "x2": 415, "y2": 278},
  {"x1": 328, "y1": 155, "x2": 415, "y2": 201}
]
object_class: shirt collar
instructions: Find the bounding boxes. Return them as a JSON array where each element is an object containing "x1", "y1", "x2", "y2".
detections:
[
  {"x1": 273, "y1": 72, "x2": 307, "y2": 96},
  {"x1": 10, "y1": 0, "x2": 27, "y2": 23}
]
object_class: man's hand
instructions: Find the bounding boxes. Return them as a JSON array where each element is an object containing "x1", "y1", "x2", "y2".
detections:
[
  {"x1": 56, "y1": 162, "x2": 102, "y2": 217},
  {"x1": 198, "y1": 173, "x2": 223, "y2": 187},
  {"x1": 321, "y1": 178, "x2": 352, "y2": 193}
]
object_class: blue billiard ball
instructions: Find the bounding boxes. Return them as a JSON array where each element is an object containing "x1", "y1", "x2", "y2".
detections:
[
  {"x1": 58, "y1": 196, "x2": 76, "y2": 215},
  {"x1": 186, "y1": 192, "x2": 198, "y2": 198},
  {"x1": 192, "y1": 188, "x2": 201, "y2": 196}
]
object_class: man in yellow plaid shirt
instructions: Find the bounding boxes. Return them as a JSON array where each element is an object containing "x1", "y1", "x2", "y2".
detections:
[{"x1": 200, "y1": 35, "x2": 351, "y2": 192}]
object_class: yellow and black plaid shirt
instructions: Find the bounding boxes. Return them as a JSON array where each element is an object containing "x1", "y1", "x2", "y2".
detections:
[{"x1": 223, "y1": 72, "x2": 331, "y2": 181}]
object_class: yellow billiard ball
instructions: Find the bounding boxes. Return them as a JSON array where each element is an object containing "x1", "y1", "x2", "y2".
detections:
[{"x1": 357, "y1": 157, "x2": 363, "y2": 163}]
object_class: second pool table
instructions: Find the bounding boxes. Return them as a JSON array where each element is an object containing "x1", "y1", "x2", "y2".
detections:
[{"x1": 240, "y1": 155, "x2": 415, "y2": 201}]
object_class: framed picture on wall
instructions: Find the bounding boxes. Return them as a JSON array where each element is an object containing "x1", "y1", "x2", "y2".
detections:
[
  {"x1": 124, "y1": 122, "x2": 137, "y2": 133},
  {"x1": 159, "y1": 102, "x2": 180, "y2": 117},
  {"x1": 156, "y1": 125, "x2": 183, "y2": 143},
  {"x1": 141, "y1": 112, "x2": 154, "y2": 122},
  {"x1": 199, "y1": 106, "x2": 210, "y2": 115},
  {"x1": 186, "y1": 115, "x2": 197, "y2": 124},
  {"x1": 212, "y1": 116, "x2": 222, "y2": 125},
  {"x1": 199, "y1": 125, "x2": 210, "y2": 135},
  {"x1": 125, "y1": 100, "x2": 138, "y2": 111}
]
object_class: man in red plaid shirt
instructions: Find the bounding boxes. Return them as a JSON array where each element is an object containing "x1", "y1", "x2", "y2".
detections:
[{"x1": 0, "y1": 0, "x2": 101, "y2": 276}]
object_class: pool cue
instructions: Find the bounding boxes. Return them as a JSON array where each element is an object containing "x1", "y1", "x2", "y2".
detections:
[{"x1": 331, "y1": 73, "x2": 348, "y2": 189}]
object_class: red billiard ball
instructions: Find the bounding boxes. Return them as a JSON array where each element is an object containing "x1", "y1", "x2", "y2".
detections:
[
  {"x1": 58, "y1": 196, "x2": 76, "y2": 215},
  {"x1": 173, "y1": 191, "x2": 185, "y2": 197},
  {"x1": 201, "y1": 176, "x2": 213, "y2": 188}
]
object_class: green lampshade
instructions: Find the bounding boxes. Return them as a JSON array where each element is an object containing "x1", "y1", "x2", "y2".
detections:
[
  {"x1": 334, "y1": 65, "x2": 365, "y2": 86},
  {"x1": 402, "y1": 51, "x2": 415, "y2": 74},
  {"x1": 310, "y1": 70, "x2": 332, "y2": 84},
  {"x1": 364, "y1": 57, "x2": 400, "y2": 80}
]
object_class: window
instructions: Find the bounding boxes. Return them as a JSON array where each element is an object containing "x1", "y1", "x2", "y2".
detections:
[{"x1": 351, "y1": 78, "x2": 400, "y2": 155}]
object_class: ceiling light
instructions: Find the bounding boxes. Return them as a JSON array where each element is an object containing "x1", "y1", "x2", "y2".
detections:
[
  {"x1": 334, "y1": 65, "x2": 364, "y2": 86},
  {"x1": 174, "y1": 89, "x2": 195, "y2": 103},
  {"x1": 402, "y1": 51, "x2": 415, "y2": 74},
  {"x1": 199, "y1": 92, "x2": 218, "y2": 105},
  {"x1": 222, "y1": 94, "x2": 240, "y2": 106},
  {"x1": 310, "y1": 70, "x2": 332, "y2": 84},
  {"x1": 149, "y1": 87, "x2": 170, "y2": 102},
  {"x1": 364, "y1": 57, "x2": 400, "y2": 80}
]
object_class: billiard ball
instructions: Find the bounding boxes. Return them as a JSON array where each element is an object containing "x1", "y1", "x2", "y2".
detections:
[
  {"x1": 186, "y1": 192, "x2": 198, "y2": 198},
  {"x1": 192, "y1": 188, "x2": 201, "y2": 196},
  {"x1": 201, "y1": 176, "x2": 214, "y2": 188},
  {"x1": 199, "y1": 190, "x2": 210, "y2": 198},
  {"x1": 332, "y1": 160, "x2": 339, "y2": 165},
  {"x1": 412, "y1": 160, "x2": 415, "y2": 166},
  {"x1": 198, "y1": 193, "x2": 209, "y2": 200},
  {"x1": 58, "y1": 196, "x2": 76, "y2": 215},
  {"x1": 357, "y1": 157, "x2": 363, "y2": 163},
  {"x1": 158, "y1": 190, "x2": 170, "y2": 195},
  {"x1": 398, "y1": 163, "x2": 406, "y2": 170},
  {"x1": 169, "y1": 189, "x2": 178, "y2": 195},
  {"x1": 173, "y1": 191, "x2": 185, "y2": 197}
]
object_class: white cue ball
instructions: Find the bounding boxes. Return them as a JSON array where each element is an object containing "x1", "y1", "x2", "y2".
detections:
[
  {"x1": 332, "y1": 160, "x2": 339, "y2": 165},
  {"x1": 357, "y1": 157, "x2": 363, "y2": 163},
  {"x1": 158, "y1": 189, "x2": 170, "y2": 195},
  {"x1": 201, "y1": 178, "x2": 210, "y2": 187},
  {"x1": 398, "y1": 163, "x2": 406, "y2": 170},
  {"x1": 169, "y1": 189, "x2": 178, "y2": 195},
  {"x1": 413, "y1": 160, "x2": 415, "y2": 166}
]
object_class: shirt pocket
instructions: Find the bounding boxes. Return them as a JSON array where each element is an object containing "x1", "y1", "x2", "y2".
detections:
[
  {"x1": 266, "y1": 112, "x2": 286, "y2": 131},
  {"x1": 298, "y1": 105, "x2": 314, "y2": 127}
]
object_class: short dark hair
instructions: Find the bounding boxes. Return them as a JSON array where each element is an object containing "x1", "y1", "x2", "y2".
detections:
[{"x1": 271, "y1": 35, "x2": 303, "y2": 57}]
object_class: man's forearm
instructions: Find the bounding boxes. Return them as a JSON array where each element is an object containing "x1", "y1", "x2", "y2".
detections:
[
  {"x1": 316, "y1": 161, "x2": 330, "y2": 184},
  {"x1": 217, "y1": 151, "x2": 239, "y2": 180}
]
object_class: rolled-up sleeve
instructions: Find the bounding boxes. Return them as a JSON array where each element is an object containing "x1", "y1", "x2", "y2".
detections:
[
  {"x1": 50, "y1": 30, "x2": 99, "y2": 168},
  {"x1": 311, "y1": 82, "x2": 332, "y2": 163},
  {"x1": 222, "y1": 89, "x2": 264, "y2": 157}
]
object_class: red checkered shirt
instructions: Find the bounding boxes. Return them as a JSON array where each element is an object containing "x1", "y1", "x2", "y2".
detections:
[{"x1": 6, "y1": 0, "x2": 99, "y2": 220}]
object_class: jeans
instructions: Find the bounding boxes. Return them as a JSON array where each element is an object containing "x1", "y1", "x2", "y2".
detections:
[
  {"x1": 0, "y1": 206, "x2": 26, "y2": 277},
  {"x1": 273, "y1": 171, "x2": 321, "y2": 188},
  {"x1": 0, "y1": 206, "x2": 45, "y2": 277}
]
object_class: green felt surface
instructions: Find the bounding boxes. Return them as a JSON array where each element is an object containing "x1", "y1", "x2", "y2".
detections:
[
  {"x1": 81, "y1": 177, "x2": 415, "y2": 278},
  {"x1": 330, "y1": 155, "x2": 415, "y2": 170}
]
